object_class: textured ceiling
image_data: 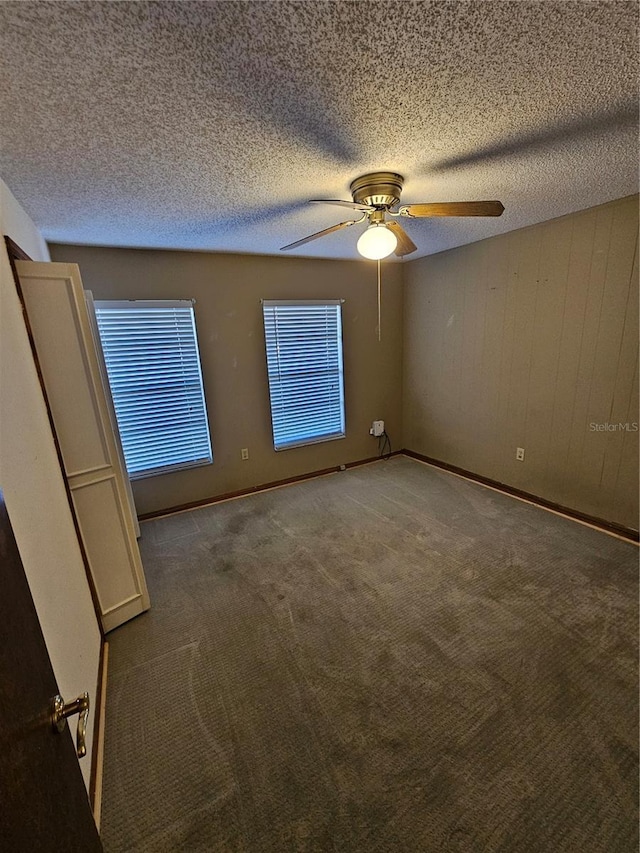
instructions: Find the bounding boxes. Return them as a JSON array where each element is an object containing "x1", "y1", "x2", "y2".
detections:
[{"x1": 1, "y1": 1, "x2": 638, "y2": 260}]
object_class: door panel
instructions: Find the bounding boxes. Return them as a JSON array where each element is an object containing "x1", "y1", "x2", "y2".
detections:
[
  {"x1": 16, "y1": 261, "x2": 150, "y2": 632},
  {"x1": 72, "y1": 475, "x2": 146, "y2": 629},
  {"x1": 18, "y1": 273, "x2": 110, "y2": 473},
  {"x1": 0, "y1": 489, "x2": 103, "y2": 851}
]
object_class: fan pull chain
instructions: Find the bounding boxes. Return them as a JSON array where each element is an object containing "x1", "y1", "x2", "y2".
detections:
[{"x1": 377, "y1": 258, "x2": 381, "y2": 342}]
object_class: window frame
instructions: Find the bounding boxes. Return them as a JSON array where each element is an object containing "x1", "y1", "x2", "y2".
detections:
[
  {"x1": 262, "y1": 299, "x2": 346, "y2": 452},
  {"x1": 94, "y1": 299, "x2": 213, "y2": 480}
]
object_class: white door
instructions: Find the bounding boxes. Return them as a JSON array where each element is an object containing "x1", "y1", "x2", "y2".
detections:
[{"x1": 16, "y1": 261, "x2": 150, "y2": 632}]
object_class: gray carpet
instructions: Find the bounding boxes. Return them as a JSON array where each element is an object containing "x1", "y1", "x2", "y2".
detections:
[{"x1": 101, "y1": 456, "x2": 638, "y2": 852}]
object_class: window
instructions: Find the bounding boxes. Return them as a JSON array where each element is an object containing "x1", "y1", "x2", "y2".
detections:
[
  {"x1": 262, "y1": 300, "x2": 345, "y2": 451},
  {"x1": 94, "y1": 300, "x2": 212, "y2": 478}
]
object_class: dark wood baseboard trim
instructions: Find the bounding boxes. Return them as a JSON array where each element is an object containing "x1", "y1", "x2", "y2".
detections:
[
  {"x1": 139, "y1": 452, "x2": 401, "y2": 521},
  {"x1": 402, "y1": 449, "x2": 639, "y2": 543},
  {"x1": 90, "y1": 639, "x2": 109, "y2": 825}
]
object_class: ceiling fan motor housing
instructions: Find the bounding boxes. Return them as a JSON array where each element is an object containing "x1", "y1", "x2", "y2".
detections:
[{"x1": 350, "y1": 171, "x2": 404, "y2": 208}]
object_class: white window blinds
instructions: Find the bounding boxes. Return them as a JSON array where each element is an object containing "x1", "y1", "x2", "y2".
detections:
[
  {"x1": 94, "y1": 300, "x2": 212, "y2": 478},
  {"x1": 262, "y1": 300, "x2": 345, "y2": 451}
]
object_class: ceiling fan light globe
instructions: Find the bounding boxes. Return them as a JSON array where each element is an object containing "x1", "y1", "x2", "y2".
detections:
[{"x1": 356, "y1": 224, "x2": 397, "y2": 260}]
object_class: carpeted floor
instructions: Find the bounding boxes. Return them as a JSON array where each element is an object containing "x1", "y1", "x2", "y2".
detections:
[{"x1": 101, "y1": 456, "x2": 638, "y2": 852}]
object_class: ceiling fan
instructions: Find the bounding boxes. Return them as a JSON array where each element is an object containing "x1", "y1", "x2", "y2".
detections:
[{"x1": 281, "y1": 171, "x2": 504, "y2": 259}]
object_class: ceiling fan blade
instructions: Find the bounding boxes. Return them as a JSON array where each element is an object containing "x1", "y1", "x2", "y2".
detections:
[
  {"x1": 309, "y1": 199, "x2": 374, "y2": 211},
  {"x1": 399, "y1": 201, "x2": 505, "y2": 218},
  {"x1": 386, "y1": 221, "x2": 418, "y2": 257},
  {"x1": 280, "y1": 219, "x2": 359, "y2": 251}
]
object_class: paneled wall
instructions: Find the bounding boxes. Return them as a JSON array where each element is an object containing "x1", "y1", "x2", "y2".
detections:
[{"x1": 403, "y1": 195, "x2": 638, "y2": 530}]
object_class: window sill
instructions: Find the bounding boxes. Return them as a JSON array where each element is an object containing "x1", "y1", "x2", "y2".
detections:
[
  {"x1": 274, "y1": 433, "x2": 346, "y2": 452},
  {"x1": 129, "y1": 457, "x2": 213, "y2": 480}
]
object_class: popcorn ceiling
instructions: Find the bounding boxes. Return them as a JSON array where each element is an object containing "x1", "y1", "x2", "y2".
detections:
[{"x1": 0, "y1": 1, "x2": 637, "y2": 259}]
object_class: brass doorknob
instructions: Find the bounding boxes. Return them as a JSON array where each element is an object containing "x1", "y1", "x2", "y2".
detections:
[{"x1": 51, "y1": 692, "x2": 90, "y2": 758}]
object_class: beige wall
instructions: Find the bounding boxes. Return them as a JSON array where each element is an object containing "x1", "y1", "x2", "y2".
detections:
[
  {"x1": 403, "y1": 194, "x2": 639, "y2": 531},
  {"x1": 0, "y1": 178, "x2": 101, "y2": 789},
  {"x1": 49, "y1": 245, "x2": 404, "y2": 516}
]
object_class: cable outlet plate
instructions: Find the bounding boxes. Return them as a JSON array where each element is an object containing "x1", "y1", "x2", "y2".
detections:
[{"x1": 370, "y1": 420, "x2": 385, "y2": 437}]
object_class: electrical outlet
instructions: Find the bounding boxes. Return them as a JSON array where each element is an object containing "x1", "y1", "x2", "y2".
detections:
[
  {"x1": 516, "y1": 447, "x2": 525, "y2": 461},
  {"x1": 241, "y1": 448, "x2": 249, "y2": 460},
  {"x1": 370, "y1": 420, "x2": 385, "y2": 437}
]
